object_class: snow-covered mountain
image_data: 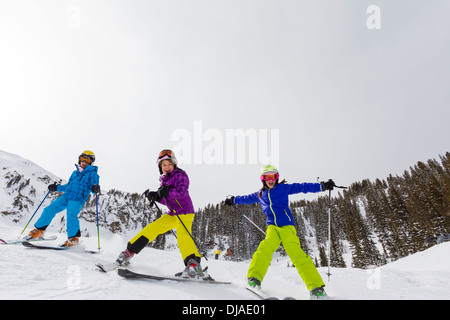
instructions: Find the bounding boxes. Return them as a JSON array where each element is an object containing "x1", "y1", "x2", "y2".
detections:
[
  {"x1": 2, "y1": 149, "x2": 449, "y2": 266},
  {"x1": 1, "y1": 150, "x2": 450, "y2": 301},
  {"x1": 0, "y1": 150, "x2": 62, "y2": 224},
  {"x1": 0, "y1": 150, "x2": 160, "y2": 241}
]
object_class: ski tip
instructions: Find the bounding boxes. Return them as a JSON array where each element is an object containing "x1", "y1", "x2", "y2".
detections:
[
  {"x1": 95, "y1": 262, "x2": 119, "y2": 272},
  {"x1": 95, "y1": 263, "x2": 107, "y2": 272}
]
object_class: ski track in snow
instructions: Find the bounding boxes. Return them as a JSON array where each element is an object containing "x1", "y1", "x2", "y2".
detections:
[{"x1": 1, "y1": 221, "x2": 450, "y2": 300}]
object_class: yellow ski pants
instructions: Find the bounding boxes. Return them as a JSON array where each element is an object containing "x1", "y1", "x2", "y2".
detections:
[
  {"x1": 247, "y1": 225, "x2": 325, "y2": 291},
  {"x1": 128, "y1": 213, "x2": 200, "y2": 263}
]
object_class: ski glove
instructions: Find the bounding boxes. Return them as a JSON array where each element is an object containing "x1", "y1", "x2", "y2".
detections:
[
  {"x1": 157, "y1": 185, "x2": 172, "y2": 199},
  {"x1": 143, "y1": 186, "x2": 172, "y2": 202},
  {"x1": 321, "y1": 179, "x2": 336, "y2": 191},
  {"x1": 48, "y1": 183, "x2": 58, "y2": 192},
  {"x1": 223, "y1": 196, "x2": 235, "y2": 206},
  {"x1": 143, "y1": 189, "x2": 160, "y2": 202},
  {"x1": 92, "y1": 184, "x2": 100, "y2": 194}
]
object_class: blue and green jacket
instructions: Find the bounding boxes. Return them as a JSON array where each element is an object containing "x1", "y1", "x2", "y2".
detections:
[
  {"x1": 234, "y1": 182, "x2": 323, "y2": 227},
  {"x1": 57, "y1": 164, "x2": 100, "y2": 205}
]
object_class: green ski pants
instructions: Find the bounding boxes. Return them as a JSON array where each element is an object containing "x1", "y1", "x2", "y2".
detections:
[{"x1": 247, "y1": 225, "x2": 325, "y2": 291}]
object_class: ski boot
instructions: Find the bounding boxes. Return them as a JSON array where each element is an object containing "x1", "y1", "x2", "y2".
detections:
[
  {"x1": 310, "y1": 286, "x2": 327, "y2": 300},
  {"x1": 24, "y1": 228, "x2": 45, "y2": 241},
  {"x1": 248, "y1": 277, "x2": 262, "y2": 289},
  {"x1": 62, "y1": 237, "x2": 79, "y2": 248},
  {"x1": 116, "y1": 249, "x2": 134, "y2": 267},
  {"x1": 181, "y1": 257, "x2": 206, "y2": 279}
]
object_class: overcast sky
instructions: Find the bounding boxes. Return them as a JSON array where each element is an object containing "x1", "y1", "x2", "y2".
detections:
[{"x1": 1, "y1": 0, "x2": 449, "y2": 209}]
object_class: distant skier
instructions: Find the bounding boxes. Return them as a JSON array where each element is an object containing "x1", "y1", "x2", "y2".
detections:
[
  {"x1": 114, "y1": 149, "x2": 206, "y2": 279},
  {"x1": 224, "y1": 248, "x2": 232, "y2": 261},
  {"x1": 223, "y1": 165, "x2": 336, "y2": 299},
  {"x1": 25, "y1": 150, "x2": 100, "y2": 247}
]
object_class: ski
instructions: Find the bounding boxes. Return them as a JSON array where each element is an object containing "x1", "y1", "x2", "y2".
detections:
[
  {"x1": 22, "y1": 241, "x2": 67, "y2": 250},
  {"x1": 22, "y1": 241, "x2": 100, "y2": 253},
  {"x1": 118, "y1": 268, "x2": 232, "y2": 285},
  {"x1": 246, "y1": 287, "x2": 279, "y2": 300},
  {"x1": 96, "y1": 262, "x2": 121, "y2": 273},
  {"x1": 246, "y1": 287, "x2": 296, "y2": 300},
  {"x1": 0, "y1": 236, "x2": 57, "y2": 245}
]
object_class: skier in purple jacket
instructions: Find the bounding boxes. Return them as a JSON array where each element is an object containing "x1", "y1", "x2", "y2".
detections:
[{"x1": 113, "y1": 150, "x2": 205, "y2": 279}]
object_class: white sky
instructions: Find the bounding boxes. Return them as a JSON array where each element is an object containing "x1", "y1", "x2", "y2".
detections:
[{"x1": 1, "y1": 0, "x2": 449, "y2": 209}]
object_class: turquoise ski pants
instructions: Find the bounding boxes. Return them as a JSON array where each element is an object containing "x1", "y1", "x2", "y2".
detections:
[{"x1": 35, "y1": 196, "x2": 83, "y2": 238}]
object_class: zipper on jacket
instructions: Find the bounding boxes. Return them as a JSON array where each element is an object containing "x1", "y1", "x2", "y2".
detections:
[
  {"x1": 77, "y1": 167, "x2": 88, "y2": 181},
  {"x1": 171, "y1": 198, "x2": 183, "y2": 214},
  {"x1": 267, "y1": 190, "x2": 278, "y2": 226},
  {"x1": 284, "y1": 209, "x2": 292, "y2": 222}
]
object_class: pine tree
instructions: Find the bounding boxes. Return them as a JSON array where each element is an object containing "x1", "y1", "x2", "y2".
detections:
[
  {"x1": 386, "y1": 174, "x2": 415, "y2": 255},
  {"x1": 318, "y1": 245, "x2": 328, "y2": 267},
  {"x1": 330, "y1": 227, "x2": 346, "y2": 268},
  {"x1": 438, "y1": 153, "x2": 450, "y2": 231}
]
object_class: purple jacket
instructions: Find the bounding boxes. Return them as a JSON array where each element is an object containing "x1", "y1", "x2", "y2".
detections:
[{"x1": 158, "y1": 168, "x2": 195, "y2": 215}]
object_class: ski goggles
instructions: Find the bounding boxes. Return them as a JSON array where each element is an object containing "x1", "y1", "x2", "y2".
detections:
[
  {"x1": 157, "y1": 150, "x2": 178, "y2": 166},
  {"x1": 158, "y1": 150, "x2": 174, "y2": 159},
  {"x1": 78, "y1": 155, "x2": 93, "y2": 164},
  {"x1": 261, "y1": 173, "x2": 279, "y2": 182}
]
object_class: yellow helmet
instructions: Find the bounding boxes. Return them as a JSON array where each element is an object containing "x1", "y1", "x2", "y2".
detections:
[{"x1": 79, "y1": 150, "x2": 95, "y2": 164}]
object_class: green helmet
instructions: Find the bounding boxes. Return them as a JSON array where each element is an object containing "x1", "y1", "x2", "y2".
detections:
[{"x1": 260, "y1": 165, "x2": 279, "y2": 181}]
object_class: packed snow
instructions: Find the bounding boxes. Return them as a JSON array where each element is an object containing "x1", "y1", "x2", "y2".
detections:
[
  {"x1": 1, "y1": 149, "x2": 449, "y2": 300},
  {"x1": 0, "y1": 219, "x2": 449, "y2": 300}
]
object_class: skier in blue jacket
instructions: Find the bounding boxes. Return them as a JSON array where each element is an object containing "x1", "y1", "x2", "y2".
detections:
[
  {"x1": 224, "y1": 165, "x2": 336, "y2": 299},
  {"x1": 25, "y1": 151, "x2": 100, "y2": 247}
]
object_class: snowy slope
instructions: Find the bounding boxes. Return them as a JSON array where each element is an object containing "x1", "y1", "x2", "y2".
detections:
[
  {"x1": 0, "y1": 150, "x2": 62, "y2": 225},
  {"x1": 1, "y1": 219, "x2": 449, "y2": 300},
  {"x1": 2, "y1": 150, "x2": 449, "y2": 301}
]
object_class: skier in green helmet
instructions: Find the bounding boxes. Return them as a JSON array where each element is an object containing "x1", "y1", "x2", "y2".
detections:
[{"x1": 224, "y1": 165, "x2": 336, "y2": 299}]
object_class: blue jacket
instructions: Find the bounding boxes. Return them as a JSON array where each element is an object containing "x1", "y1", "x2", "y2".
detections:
[
  {"x1": 234, "y1": 182, "x2": 322, "y2": 227},
  {"x1": 57, "y1": 164, "x2": 100, "y2": 205}
]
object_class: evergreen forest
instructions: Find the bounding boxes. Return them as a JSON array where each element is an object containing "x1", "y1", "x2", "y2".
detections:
[{"x1": 189, "y1": 153, "x2": 450, "y2": 268}]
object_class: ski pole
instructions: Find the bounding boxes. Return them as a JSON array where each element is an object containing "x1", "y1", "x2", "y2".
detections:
[
  {"x1": 148, "y1": 199, "x2": 178, "y2": 240},
  {"x1": 230, "y1": 203, "x2": 266, "y2": 236},
  {"x1": 161, "y1": 192, "x2": 209, "y2": 262},
  {"x1": 96, "y1": 192, "x2": 101, "y2": 252},
  {"x1": 324, "y1": 181, "x2": 347, "y2": 281},
  {"x1": 327, "y1": 189, "x2": 332, "y2": 281},
  {"x1": 18, "y1": 190, "x2": 51, "y2": 238}
]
